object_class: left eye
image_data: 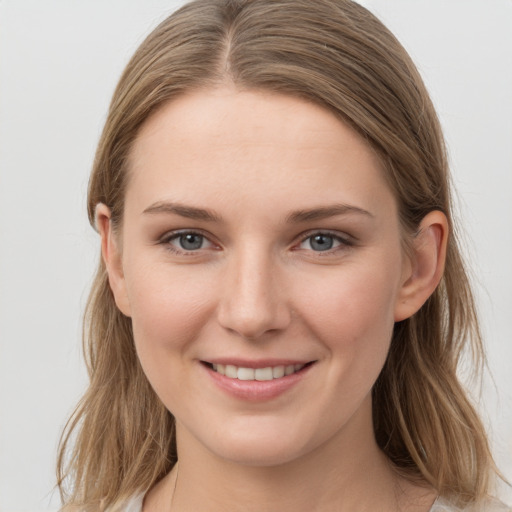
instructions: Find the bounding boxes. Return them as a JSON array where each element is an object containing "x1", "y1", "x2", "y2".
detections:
[
  {"x1": 167, "y1": 232, "x2": 212, "y2": 251},
  {"x1": 299, "y1": 233, "x2": 346, "y2": 252}
]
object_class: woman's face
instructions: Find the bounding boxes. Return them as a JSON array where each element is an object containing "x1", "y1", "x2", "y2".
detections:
[{"x1": 108, "y1": 88, "x2": 413, "y2": 466}]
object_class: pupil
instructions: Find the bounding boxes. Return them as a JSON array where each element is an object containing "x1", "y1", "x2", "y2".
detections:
[
  {"x1": 180, "y1": 234, "x2": 203, "y2": 250},
  {"x1": 311, "y1": 234, "x2": 333, "y2": 251}
]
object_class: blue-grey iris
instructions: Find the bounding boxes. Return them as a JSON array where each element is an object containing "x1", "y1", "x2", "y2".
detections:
[
  {"x1": 179, "y1": 233, "x2": 203, "y2": 250},
  {"x1": 310, "y1": 234, "x2": 334, "y2": 251}
]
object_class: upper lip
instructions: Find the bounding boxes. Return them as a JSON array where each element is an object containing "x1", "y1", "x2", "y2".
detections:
[{"x1": 201, "y1": 358, "x2": 316, "y2": 369}]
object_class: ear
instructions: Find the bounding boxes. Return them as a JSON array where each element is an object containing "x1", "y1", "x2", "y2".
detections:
[
  {"x1": 394, "y1": 210, "x2": 448, "y2": 322},
  {"x1": 95, "y1": 203, "x2": 132, "y2": 317}
]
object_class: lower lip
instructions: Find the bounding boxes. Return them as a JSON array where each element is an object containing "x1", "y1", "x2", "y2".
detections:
[{"x1": 202, "y1": 363, "x2": 314, "y2": 401}]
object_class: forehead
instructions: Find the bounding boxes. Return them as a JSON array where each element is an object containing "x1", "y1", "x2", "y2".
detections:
[{"x1": 126, "y1": 87, "x2": 395, "y2": 219}]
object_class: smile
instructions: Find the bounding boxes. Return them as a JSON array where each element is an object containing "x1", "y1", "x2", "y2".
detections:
[
  {"x1": 209, "y1": 363, "x2": 308, "y2": 381},
  {"x1": 201, "y1": 360, "x2": 316, "y2": 401}
]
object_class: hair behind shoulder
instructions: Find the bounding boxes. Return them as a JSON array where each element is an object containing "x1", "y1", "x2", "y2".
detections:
[{"x1": 57, "y1": 0, "x2": 501, "y2": 509}]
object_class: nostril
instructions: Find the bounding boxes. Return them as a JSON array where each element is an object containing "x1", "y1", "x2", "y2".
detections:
[{"x1": 216, "y1": 263, "x2": 291, "y2": 339}]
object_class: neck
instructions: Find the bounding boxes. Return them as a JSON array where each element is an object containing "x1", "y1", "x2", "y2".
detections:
[
  {"x1": 144, "y1": 398, "x2": 435, "y2": 512},
  {"x1": 176, "y1": 438, "x2": 396, "y2": 512}
]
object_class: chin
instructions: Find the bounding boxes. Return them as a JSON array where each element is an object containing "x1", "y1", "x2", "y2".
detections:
[
  {"x1": 182, "y1": 415, "x2": 325, "y2": 468},
  {"x1": 213, "y1": 437, "x2": 308, "y2": 468}
]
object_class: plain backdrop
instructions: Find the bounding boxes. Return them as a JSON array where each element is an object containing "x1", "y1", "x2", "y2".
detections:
[{"x1": 1, "y1": 1, "x2": 511, "y2": 511}]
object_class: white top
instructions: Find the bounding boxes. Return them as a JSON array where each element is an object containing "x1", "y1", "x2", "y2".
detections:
[
  {"x1": 122, "y1": 493, "x2": 510, "y2": 511},
  {"x1": 123, "y1": 493, "x2": 144, "y2": 512}
]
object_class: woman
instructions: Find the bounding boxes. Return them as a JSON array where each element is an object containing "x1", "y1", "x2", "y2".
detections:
[{"x1": 57, "y1": 0, "x2": 509, "y2": 510}]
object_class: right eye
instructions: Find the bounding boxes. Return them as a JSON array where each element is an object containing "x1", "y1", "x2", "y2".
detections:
[
  {"x1": 161, "y1": 231, "x2": 216, "y2": 254},
  {"x1": 300, "y1": 233, "x2": 339, "y2": 252}
]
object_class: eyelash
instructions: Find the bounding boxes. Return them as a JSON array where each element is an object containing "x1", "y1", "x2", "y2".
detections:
[
  {"x1": 296, "y1": 231, "x2": 354, "y2": 255},
  {"x1": 158, "y1": 230, "x2": 354, "y2": 256},
  {"x1": 159, "y1": 230, "x2": 217, "y2": 255}
]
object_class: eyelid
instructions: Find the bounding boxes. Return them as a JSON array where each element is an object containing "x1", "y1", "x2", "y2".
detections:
[
  {"x1": 159, "y1": 229, "x2": 219, "y2": 254},
  {"x1": 294, "y1": 230, "x2": 355, "y2": 252}
]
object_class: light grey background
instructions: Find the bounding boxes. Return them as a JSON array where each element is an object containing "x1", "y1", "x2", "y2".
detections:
[{"x1": 0, "y1": 1, "x2": 511, "y2": 510}]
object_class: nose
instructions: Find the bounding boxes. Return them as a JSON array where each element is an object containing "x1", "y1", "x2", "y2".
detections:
[{"x1": 216, "y1": 247, "x2": 291, "y2": 340}]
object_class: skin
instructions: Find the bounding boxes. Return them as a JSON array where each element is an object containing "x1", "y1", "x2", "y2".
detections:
[{"x1": 98, "y1": 87, "x2": 447, "y2": 511}]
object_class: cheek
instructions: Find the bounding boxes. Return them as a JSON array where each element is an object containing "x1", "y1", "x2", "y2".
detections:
[
  {"x1": 293, "y1": 260, "x2": 401, "y2": 376},
  {"x1": 297, "y1": 262, "x2": 399, "y2": 336},
  {"x1": 125, "y1": 265, "x2": 223, "y2": 418},
  {"x1": 123, "y1": 261, "x2": 215, "y2": 376}
]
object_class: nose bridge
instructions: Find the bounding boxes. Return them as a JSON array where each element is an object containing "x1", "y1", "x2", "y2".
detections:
[{"x1": 217, "y1": 242, "x2": 289, "y2": 339}]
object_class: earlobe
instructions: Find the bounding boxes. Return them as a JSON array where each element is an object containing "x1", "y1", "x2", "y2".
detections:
[
  {"x1": 95, "y1": 203, "x2": 132, "y2": 317},
  {"x1": 394, "y1": 210, "x2": 448, "y2": 322}
]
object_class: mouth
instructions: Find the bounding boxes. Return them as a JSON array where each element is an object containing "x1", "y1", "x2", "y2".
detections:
[{"x1": 201, "y1": 361, "x2": 315, "y2": 381}]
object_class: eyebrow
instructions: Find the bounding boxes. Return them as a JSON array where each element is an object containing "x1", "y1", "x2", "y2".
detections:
[
  {"x1": 142, "y1": 201, "x2": 373, "y2": 223},
  {"x1": 286, "y1": 204, "x2": 374, "y2": 223},
  {"x1": 142, "y1": 201, "x2": 221, "y2": 222}
]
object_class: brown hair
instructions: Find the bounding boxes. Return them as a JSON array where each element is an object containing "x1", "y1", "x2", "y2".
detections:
[{"x1": 57, "y1": 0, "x2": 498, "y2": 509}]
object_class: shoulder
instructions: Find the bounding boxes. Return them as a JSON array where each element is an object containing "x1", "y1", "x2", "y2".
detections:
[
  {"x1": 431, "y1": 496, "x2": 511, "y2": 512},
  {"x1": 123, "y1": 493, "x2": 145, "y2": 512},
  {"x1": 58, "y1": 494, "x2": 146, "y2": 512},
  {"x1": 115, "y1": 493, "x2": 144, "y2": 512}
]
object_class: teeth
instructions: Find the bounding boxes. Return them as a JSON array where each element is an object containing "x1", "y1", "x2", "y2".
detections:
[
  {"x1": 225, "y1": 365, "x2": 237, "y2": 378},
  {"x1": 211, "y1": 363, "x2": 306, "y2": 380},
  {"x1": 237, "y1": 367, "x2": 255, "y2": 380},
  {"x1": 255, "y1": 367, "x2": 273, "y2": 381},
  {"x1": 272, "y1": 366, "x2": 285, "y2": 378}
]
